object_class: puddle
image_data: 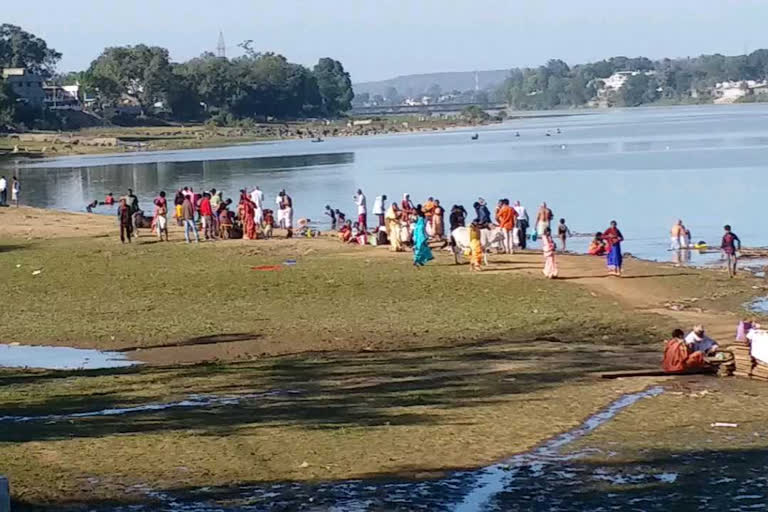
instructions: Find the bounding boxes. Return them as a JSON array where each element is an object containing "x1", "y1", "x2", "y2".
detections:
[
  {"x1": 88, "y1": 388, "x2": 667, "y2": 511},
  {"x1": 0, "y1": 389, "x2": 298, "y2": 424},
  {"x1": 747, "y1": 297, "x2": 768, "y2": 313},
  {"x1": 0, "y1": 343, "x2": 139, "y2": 370}
]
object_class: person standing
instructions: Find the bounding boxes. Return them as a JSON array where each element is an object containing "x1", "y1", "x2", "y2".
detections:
[
  {"x1": 496, "y1": 199, "x2": 517, "y2": 254},
  {"x1": 385, "y1": 202, "x2": 403, "y2": 252},
  {"x1": 412, "y1": 205, "x2": 434, "y2": 267},
  {"x1": 251, "y1": 186, "x2": 264, "y2": 227},
  {"x1": 670, "y1": 220, "x2": 686, "y2": 250},
  {"x1": 536, "y1": 202, "x2": 553, "y2": 237},
  {"x1": 432, "y1": 199, "x2": 445, "y2": 239},
  {"x1": 126, "y1": 188, "x2": 139, "y2": 215},
  {"x1": 199, "y1": 192, "x2": 214, "y2": 240},
  {"x1": 181, "y1": 194, "x2": 199, "y2": 243},
  {"x1": 557, "y1": 218, "x2": 572, "y2": 252},
  {"x1": 282, "y1": 191, "x2": 294, "y2": 238},
  {"x1": 11, "y1": 176, "x2": 19, "y2": 207},
  {"x1": 401, "y1": 193, "x2": 415, "y2": 217},
  {"x1": 118, "y1": 198, "x2": 133, "y2": 244},
  {"x1": 154, "y1": 191, "x2": 169, "y2": 241},
  {"x1": 372, "y1": 194, "x2": 387, "y2": 228},
  {"x1": 542, "y1": 227, "x2": 559, "y2": 279},
  {"x1": 276, "y1": 190, "x2": 286, "y2": 229},
  {"x1": 721, "y1": 224, "x2": 741, "y2": 278},
  {"x1": 603, "y1": 220, "x2": 624, "y2": 276},
  {"x1": 238, "y1": 191, "x2": 256, "y2": 240},
  {"x1": 174, "y1": 190, "x2": 185, "y2": 226},
  {"x1": 0, "y1": 175, "x2": 6, "y2": 206},
  {"x1": 513, "y1": 201, "x2": 529, "y2": 249},
  {"x1": 354, "y1": 189, "x2": 367, "y2": 230},
  {"x1": 473, "y1": 199, "x2": 491, "y2": 228}
]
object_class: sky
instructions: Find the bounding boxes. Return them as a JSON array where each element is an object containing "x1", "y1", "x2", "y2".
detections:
[{"x1": 4, "y1": 0, "x2": 768, "y2": 83}]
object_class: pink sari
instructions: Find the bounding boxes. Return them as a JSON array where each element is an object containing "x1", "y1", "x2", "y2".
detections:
[{"x1": 542, "y1": 235, "x2": 558, "y2": 278}]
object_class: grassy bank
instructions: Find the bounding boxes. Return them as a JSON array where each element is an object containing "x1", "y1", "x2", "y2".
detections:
[{"x1": 0, "y1": 207, "x2": 766, "y2": 508}]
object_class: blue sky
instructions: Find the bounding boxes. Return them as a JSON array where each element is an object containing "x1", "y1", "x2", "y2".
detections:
[{"x1": 4, "y1": 0, "x2": 766, "y2": 82}]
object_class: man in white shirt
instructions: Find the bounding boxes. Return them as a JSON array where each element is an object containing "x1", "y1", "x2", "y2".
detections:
[
  {"x1": 276, "y1": 190, "x2": 285, "y2": 229},
  {"x1": 251, "y1": 186, "x2": 264, "y2": 226},
  {"x1": 513, "y1": 200, "x2": 529, "y2": 249},
  {"x1": 372, "y1": 194, "x2": 387, "y2": 228},
  {"x1": 684, "y1": 325, "x2": 718, "y2": 355},
  {"x1": 0, "y1": 175, "x2": 6, "y2": 206},
  {"x1": 354, "y1": 189, "x2": 367, "y2": 230}
]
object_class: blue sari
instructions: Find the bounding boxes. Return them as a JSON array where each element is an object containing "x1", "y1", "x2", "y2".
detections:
[{"x1": 413, "y1": 217, "x2": 434, "y2": 266}]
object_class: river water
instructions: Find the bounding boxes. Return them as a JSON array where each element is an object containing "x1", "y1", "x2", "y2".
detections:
[{"x1": 7, "y1": 104, "x2": 768, "y2": 262}]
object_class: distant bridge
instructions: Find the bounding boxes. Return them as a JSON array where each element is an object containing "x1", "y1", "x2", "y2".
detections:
[{"x1": 349, "y1": 102, "x2": 508, "y2": 117}]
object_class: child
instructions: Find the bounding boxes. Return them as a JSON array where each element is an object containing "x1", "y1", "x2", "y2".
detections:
[
  {"x1": 557, "y1": 218, "x2": 572, "y2": 252},
  {"x1": 263, "y1": 209, "x2": 275, "y2": 238},
  {"x1": 469, "y1": 222, "x2": 484, "y2": 272}
]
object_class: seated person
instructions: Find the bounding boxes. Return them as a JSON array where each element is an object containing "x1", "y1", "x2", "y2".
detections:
[
  {"x1": 103, "y1": 192, "x2": 115, "y2": 206},
  {"x1": 684, "y1": 325, "x2": 718, "y2": 355},
  {"x1": 588, "y1": 232, "x2": 607, "y2": 256},
  {"x1": 351, "y1": 222, "x2": 367, "y2": 245},
  {"x1": 663, "y1": 328, "x2": 708, "y2": 373},
  {"x1": 338, "y1": 220, "x2": 353, "y2": 243}
]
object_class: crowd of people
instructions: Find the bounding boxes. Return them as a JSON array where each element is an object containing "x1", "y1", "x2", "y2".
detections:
[{"x1": 92, "y1": 185, "x2": 751, "y2": 279}]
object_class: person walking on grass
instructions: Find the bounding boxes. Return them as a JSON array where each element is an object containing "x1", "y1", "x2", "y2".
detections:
[
  {"x1": 11, "y1": 176, "x2": 19, "y2": 207},
  {"x1": 118, "y1": 198, "x2": 132, "y2": 244},
  {"x1": 412, "y1": 205, "x2": 434, "y2": 267},
  {"x1": 182, "y1": 194, "x2": 200, "y2": 243},
  {"x1": 0, "y1": 175, "x2": 6, "y2": 206},
  {"x1": 721, "y1": 224, "x2": 741, "y2": 278}
]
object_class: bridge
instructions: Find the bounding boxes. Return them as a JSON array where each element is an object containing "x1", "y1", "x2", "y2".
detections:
[{"x1": 349, "y1": 102, "x2": 508, "y2": 117}]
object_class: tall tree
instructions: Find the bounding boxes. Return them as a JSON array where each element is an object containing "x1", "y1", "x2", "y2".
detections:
[
  {"x1": 87, "y1": 45, "x2": 173, "y2": 112},
  {"x1": 0, "y1": 24, "x2": 61, "y2": 78},
  {"x1": 313, "y1": 58, "x2": 353, "y2": 116}
]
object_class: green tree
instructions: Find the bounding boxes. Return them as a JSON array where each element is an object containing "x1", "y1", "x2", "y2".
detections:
[
  {"x1": 313, "y1": 57, "x2": 353, "y2": 116},
  {"x1": 0, "y1": 82, "x2": 16, "y2": 128},
  {"x1": 0, "y1": 24, "x2": 61, "y2": 78},
  {"x1": 87, "y1": 45, "x2": 173, "y2": 113},
  {"x1": 621, "y1": 74, "x2": 659, "y2": 106}
]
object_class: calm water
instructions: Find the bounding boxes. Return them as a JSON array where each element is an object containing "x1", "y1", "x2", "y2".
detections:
[{"x1": 6, "y1": 104, "x2": 768, "y2": 262}]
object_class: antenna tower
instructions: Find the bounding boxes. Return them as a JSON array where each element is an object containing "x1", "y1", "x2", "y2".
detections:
[{"x1": 217, "y1": 31, "x2": 226, "y2": 58}]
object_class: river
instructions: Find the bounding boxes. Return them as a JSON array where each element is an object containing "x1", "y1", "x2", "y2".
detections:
[{"x1": 7, "y1": 104, "x2": 768, "y2": 263}]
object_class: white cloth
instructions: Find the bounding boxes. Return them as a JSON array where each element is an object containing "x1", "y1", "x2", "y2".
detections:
[
  {"x1": 514, "y1": 205, "x2": 528, "y2": 222},
  {"x1": 372, "y1": 196, "x2": 385, "y2": 215},
  {"x1": 275, "y1": 194, "x2": 283, "y2": 207},
  {"x1": 254, "y1": 206, "x2": 263, "y2": 225},
  {"x1": 251, "y1": 189, "x2": 264, "y2": 209},
  {"x1": 749, "y1": 329, "x2": 768, "y2": 364},
  {"x1": 0, "y1": 178, "x2": 6, "y2": 191},
  {"x1": 284, "y1": 207, "x2": 294, "y2": 228},
  {"x1": 684, "y1": 331, "x2": 718, "y2": 353},
  {"x1": 157, "y1": 215, "x2": 167, "y2": 231},
  {"x1": 355, "y1": 193, "x2": 367, "y2": 215}
]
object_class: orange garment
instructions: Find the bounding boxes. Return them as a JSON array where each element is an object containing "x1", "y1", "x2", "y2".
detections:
[
  {"x1": 662, "y1": 339, "x2": 707, "y2": 373},
  {"x1": 496, "y1": 205, "x2": 517, "y2": 230},
  {"x1": 423, "y1": 200, "x2": 435, "y2": 218}
]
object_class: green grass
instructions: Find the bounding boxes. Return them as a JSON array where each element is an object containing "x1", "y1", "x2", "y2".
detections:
[{"x1": 0, "y1": 236, "x2": 667, "y2": 351}]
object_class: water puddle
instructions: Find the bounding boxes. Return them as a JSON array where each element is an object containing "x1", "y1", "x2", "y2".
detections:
[
  {"x1": 0, "y1": 389, "x2": 297, "y2": 424},
  {"x1": 0, "y1": 343, "x2": 138, "y2": 370},
  {"x1": 93, "y1": 388, "x2": 666, "y2": 511},
  {"x1": 747, "y1": 297, "x2": 768, "y2": 313}
]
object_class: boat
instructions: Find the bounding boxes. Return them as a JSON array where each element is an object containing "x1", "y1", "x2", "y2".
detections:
[
  {"x1": 471, "y1": 133, "x2": 479, "y2": 140},
  {"x1": 311, "y1": 137, "x2": 324, "y2": 143}
]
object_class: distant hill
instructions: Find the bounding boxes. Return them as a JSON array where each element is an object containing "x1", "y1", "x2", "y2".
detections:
[{"x1": 354, "y1": 70, "x2": 511, "y2": 97}]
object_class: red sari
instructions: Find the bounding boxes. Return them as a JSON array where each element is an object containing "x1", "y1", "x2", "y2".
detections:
[{"x1": 240, "y1": 194, "x2": 256, "y2": 240}]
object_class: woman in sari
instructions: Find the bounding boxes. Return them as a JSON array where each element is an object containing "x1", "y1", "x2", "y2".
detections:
[
  {"x1": 432, "y1": 199, "x2": 445, "y2": 240},
  {"x1": 603, "y1": 220, "x2": 624, "y2": 276},
  {"x1": 541, "y1": 227, "x2": 558, "y2": 279},
  {"x1": 239, "y1": 192, "x2": 256, "y2": 240},
  {"x1": 385, "y1": 202, "x2": 403, "y2": 252},
  {"x1": 412, "y1": 205, "x2": 434, "y2": 267}
]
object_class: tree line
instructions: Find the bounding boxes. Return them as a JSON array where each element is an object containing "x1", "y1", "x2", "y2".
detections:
[
  {"x1": 0, "y1": 24, "x2": 354, "y2": 129},
  {"x1": 502, "y1": 52, "x2": 768, "y2": 109}
]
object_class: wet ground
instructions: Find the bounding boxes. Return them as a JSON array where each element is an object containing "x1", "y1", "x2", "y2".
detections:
[{"x1": 0, "y1": 343, "x2": 138, "y2": 370}]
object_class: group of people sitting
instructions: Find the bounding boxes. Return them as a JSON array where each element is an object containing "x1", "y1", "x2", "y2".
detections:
[{"x1": 662, "y1": 325, "x2": 720, "y2": 373}]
